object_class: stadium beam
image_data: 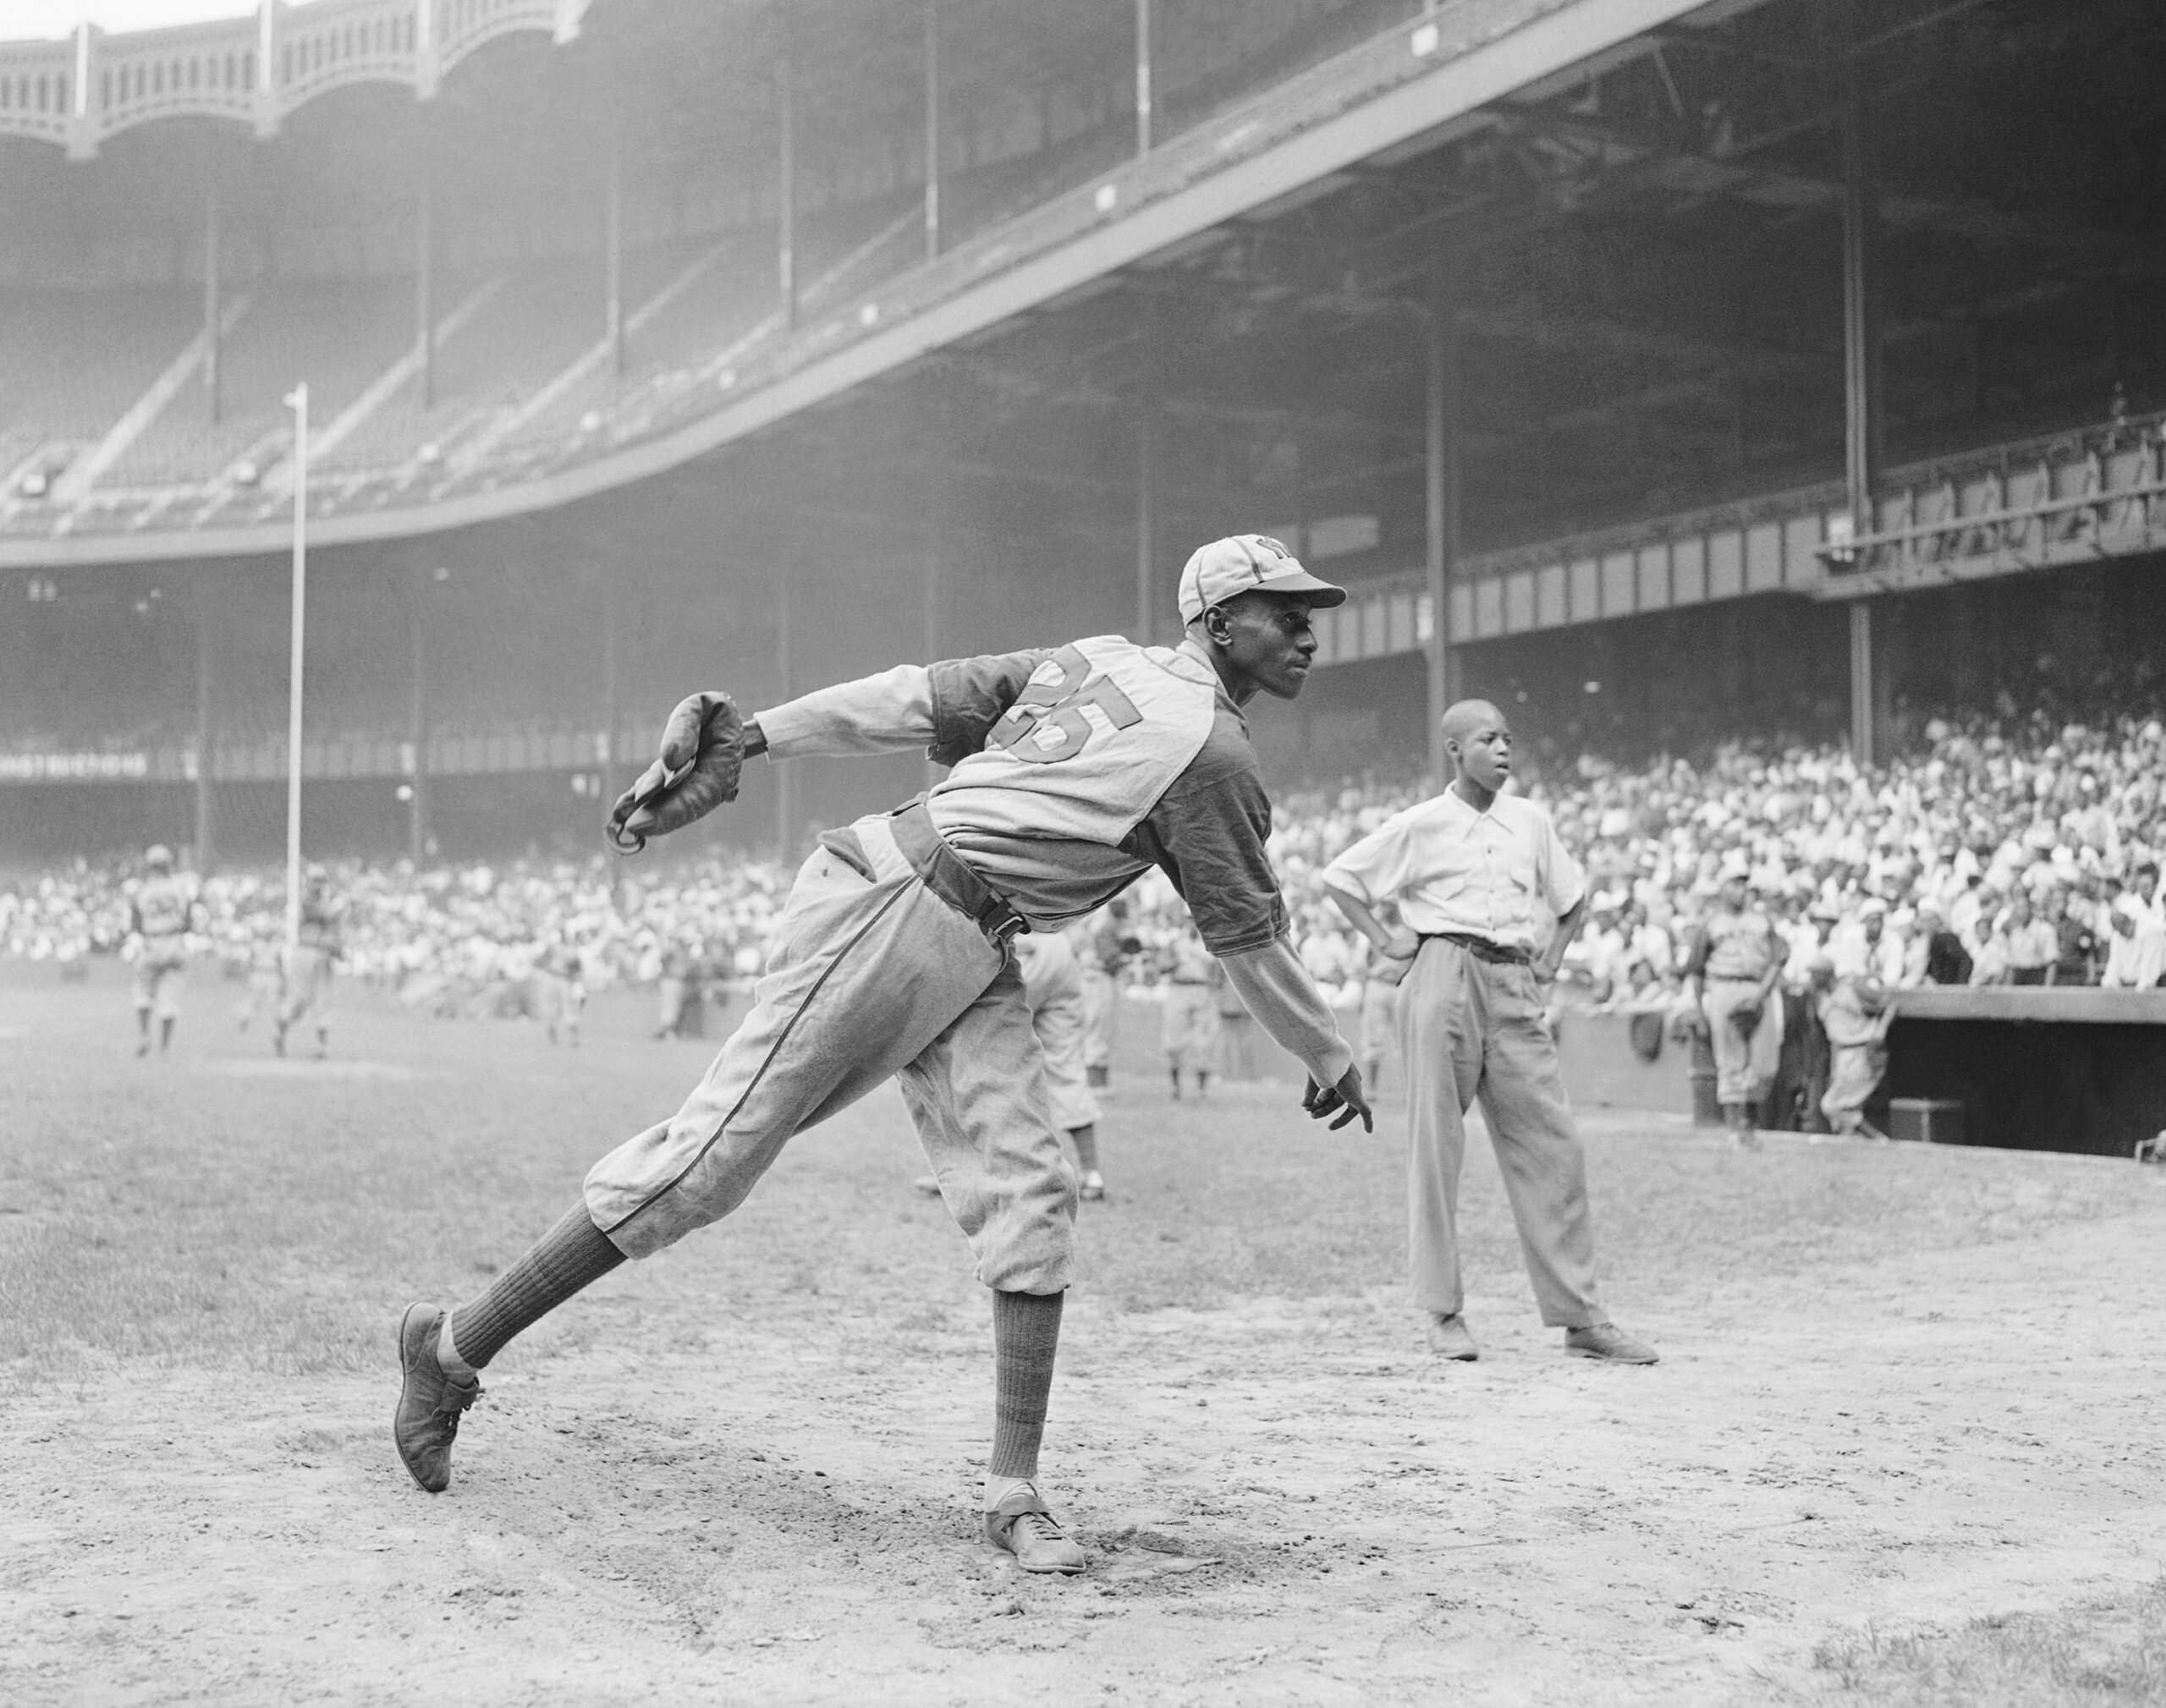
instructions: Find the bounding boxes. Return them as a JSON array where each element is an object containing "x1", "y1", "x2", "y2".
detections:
[
  {"x1": 1425, "y1": 255, "x2": 1461, "y2": 794},
  {"x1": 1841, "y1": 41, "x2": 1884, "y2": 767},
  {"x1": 606, "y1": 140, "x2": 626, "y2": 377},
  {"x1": 924, "y1": 0, "x2": 942, "y2": 262},
  {"x1": 774, "y1": 571, "x2": 796, "y2": 856},
  {"x1": 408, "y1": 562, "x2": 432, "y2": 866},
  {"x1": 1135, "y1": 0, "x2": 1153, "y2": 157},
  {"x1": 778, "y1": 51, "x2": 798, "y2": 333},
  {"x1": 193, "y1": 585, "x2": 215, "y2": 867},
  {"x1": 283, "y1": 384, "x2": 309, "y2": 950},
  {"x1": 203, "y1": 189, "x2": 223, "y2": 425},
  {"x1": 415, "y1": 169, "x2": 437, "y2": 412},
  {"x1": 1135, "y1": 407, "x2": 1157, "y2": 646}
]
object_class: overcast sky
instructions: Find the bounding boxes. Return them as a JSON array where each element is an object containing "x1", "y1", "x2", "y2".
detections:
[{"x1": 3, "y1": 1, "x2": 285, "y2": 38}]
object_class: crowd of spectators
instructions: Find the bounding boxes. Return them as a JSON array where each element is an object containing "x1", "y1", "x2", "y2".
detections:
[{"x1": 4, "y1": 707, "x2": 2164, "y2": 1024}]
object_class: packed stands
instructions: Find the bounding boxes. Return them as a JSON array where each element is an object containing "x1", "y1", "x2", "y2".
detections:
[{"x1": 12, "y1": 706, "x2": 2163, "y2": 1022}]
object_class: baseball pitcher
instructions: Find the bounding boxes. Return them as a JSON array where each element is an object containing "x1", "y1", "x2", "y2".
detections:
[{"x1": 393, "y1": 535, "x2": 1372, "y2": 1575}]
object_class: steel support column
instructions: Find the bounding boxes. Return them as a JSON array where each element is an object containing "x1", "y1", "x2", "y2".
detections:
[
  {"x1": 605, "y1": 140, "x2": 625, "y2": 376},
  {"x1": 774, "y1": 574, "x2": 796, "y2": 855},
  {"x1": 924, "y1": 380, "x2": 946, "y2": 667},
  {"x1": 600, "y1": 573, "x2": 619, "y2": 808},
  {"x1": 1840, "y1": 54, "x2": 1883, "y2": 766},
  {"x1": 193, "y1": 584, "x2": 214, "y2": 867},
  {"x1": 408, "y1": 561, "x2": 431, "y2": 865},
  {"x1": 203, "y1": 188, "x2": 223, "y2": 423},
  {"x1": 1135, "y1": 406, "x2": 1157, "y2": 645},
  {"x1": 923, "y1": 0, "x2": 941, "y2": 262},
  {"x1": 1135, "y1": 0, "x2": 1152, "y2": 157},
  {"x1": 1425, "y1": 260, "x2": 1461, "y2": 792},
  {"x1": 777, "y1": 54, "x2": 797, "y2": 332},
  {"x1": 415, "y1": 169, "x2": 436, "y2": 411}
]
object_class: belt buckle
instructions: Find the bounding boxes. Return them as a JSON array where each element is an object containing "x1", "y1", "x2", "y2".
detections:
[{"x1": 987, "y1": 910, "x2": 1027, "y2": 947}]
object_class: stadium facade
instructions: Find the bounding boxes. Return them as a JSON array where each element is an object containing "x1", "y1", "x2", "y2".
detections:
[{"x1": 2, "y1": 0, "x2": 2161, "y2": 864}]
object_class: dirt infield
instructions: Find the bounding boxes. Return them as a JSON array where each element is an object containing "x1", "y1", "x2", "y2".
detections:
[{"x1": 3, "y1": 965, "x2": 2162, "y2": 1705}]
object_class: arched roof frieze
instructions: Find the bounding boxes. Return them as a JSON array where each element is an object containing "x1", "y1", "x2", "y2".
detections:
[{"x1": 0, "y1": 0, "x2": 591, "y2": 159}]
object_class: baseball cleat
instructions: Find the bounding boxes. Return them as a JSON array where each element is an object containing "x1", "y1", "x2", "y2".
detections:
[
  {"x1": 1079, "y1": 1171, "x2": 1106, "y2": 1202},
  {"x1": 1564, "y1": 1322, "x2": 1658, "y2": 1365},
  {"x1": 1426, "y1": 1313, "x2": 1479, "y2": 1359},
  {"x1": 393, "y1": 1304, "x2": 481, "y2": 1493},
  {"x1": 983, "y1": 1484, "x2": 1086, "y2": 1574}
]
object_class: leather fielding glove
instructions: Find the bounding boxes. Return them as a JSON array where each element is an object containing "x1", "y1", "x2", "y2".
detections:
[{"x1": 606, "y1": 691, "x2": 747, "y2": 854}]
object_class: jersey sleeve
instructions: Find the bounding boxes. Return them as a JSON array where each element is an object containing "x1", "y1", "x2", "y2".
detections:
[
  {"x1": 1219, "y1": 937, "x2": 1353, "y2": 1087},
  {"x1": 756, "y1": 665, "x2": 936, "y2": 760},
  {"x1": 926, "y1": 649, "x2": 1053, "y2": 766},
  {"x1": 1127, "y1": 712, "x2": 1286, "y2": 957}
]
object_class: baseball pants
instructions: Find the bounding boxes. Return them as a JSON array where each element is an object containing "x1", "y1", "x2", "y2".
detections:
[
  {"x1": 279, "y1": 946, "x2": 333, "y2": 1030},
  {"x1": 1399, "y1": 938, "x2": 1604, "y2": 1328},
  {"x1": 1161, "y1": 983, "x2": 1218, "y2": 1071},
  {"x1": 133, "y1": 940, "x2": 186, "y2": 1020},
  {"x1": 1821, "y1": 1041, "x2": 1888, "y2": 1133},
  {"x1": 583, "y1": 821, "x2": 1077, "y2": 1293},
  {"x1": 1701, "y1": 976, "x2": 1782, "y2": 1105}
]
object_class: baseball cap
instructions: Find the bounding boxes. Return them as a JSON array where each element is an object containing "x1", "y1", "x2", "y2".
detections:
[
  {"x1": 1176, "y1": 535, "x2": 1346, "y2": 624},
  {"x1": 145, "y1": 843, "x2": 173, "y2": 868}
]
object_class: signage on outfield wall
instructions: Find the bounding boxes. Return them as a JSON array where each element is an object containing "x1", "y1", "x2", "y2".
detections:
[{"x1": 0, "y1": 752, "x2": 151, "y2": 782}]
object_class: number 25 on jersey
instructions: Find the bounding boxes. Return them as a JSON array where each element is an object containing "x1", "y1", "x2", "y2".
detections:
[{"x1": 985, "y1": 645, "x2": 1143, "y2": 766}]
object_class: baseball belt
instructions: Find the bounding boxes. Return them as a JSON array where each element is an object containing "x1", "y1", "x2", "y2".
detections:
[
  {"x1": 824, "y1": 799, "x2": 1029, "y2": 947},
  {"x1": 1420, "y1": 931, "x2": 1532, "y2": 967}
]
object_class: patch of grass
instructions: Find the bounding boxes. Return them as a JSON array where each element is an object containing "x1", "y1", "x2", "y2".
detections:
[
  {"x1": 0, "y1": 968, "x2": 2152, "y2": 1386},
  {"x1": 1812, "y1": 1583, "x2": 2166, "y2": 1705}
]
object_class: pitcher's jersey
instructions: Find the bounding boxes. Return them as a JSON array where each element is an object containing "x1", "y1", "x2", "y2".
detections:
[
  {"x1": 932, "y1": 637, "x2": 1215, "y2": 838},
  {"x1": 133, "y1": 875, "x2": 191, "y2": 939},
  {"x1": 922, "y1": 636, "x2": 1286, "y2": 955}
]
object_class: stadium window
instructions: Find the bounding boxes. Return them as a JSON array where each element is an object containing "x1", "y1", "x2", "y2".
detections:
[
  {"x1": 58, "y1": 75, "x2": 68, "y2": 110},
  {"x1": 99, "y1": 70, "x2": 108, "y2": 107},
  {"x1": 243, "y1": 51, "x2": 252, "y2": 87},
  {"x1": 281, "y1": 47, "x2": 290, "y2": 83},
  {"x1": 153, "y1": 63, "x2": 162, "y2": 95},
  {"x1": 37, "y1": 73, "x2": 47, "y2": 111},
  {"x1": 189, "y1": 59, "x2": 199, "y2": 91}
]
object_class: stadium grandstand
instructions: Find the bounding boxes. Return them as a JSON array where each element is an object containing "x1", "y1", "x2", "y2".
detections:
[{"x1": 2, "y1": 0, "x2": 2163, "y2": 867}]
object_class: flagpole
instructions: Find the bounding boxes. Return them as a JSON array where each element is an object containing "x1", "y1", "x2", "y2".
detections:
[{"x1": 283, "y1": 382, "x2": 308, "y2": 950}]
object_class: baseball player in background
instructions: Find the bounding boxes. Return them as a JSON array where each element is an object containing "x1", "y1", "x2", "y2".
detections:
[
  {"x1": 127, "y1": 844, "x2": 195, "y2": 1057},
  {"x1": 1160, "y1": 922, "x2": 1221, "y2": 1099},
  {"x1": 276, "y1": 864, "x2": 344, "y2": 1058},
  {"x1": 1321, "y1": 700, "x2": 1656, "y2": 1366},
  {"x1": 534, "y1": 942, "x2": 586, "y2": 1047},
  {"x1": 1076, "y1": 900, "x2": 1138, "y2": 1089},
  {"x1": 393, "y1": 534, "x2": 1372, "y2": 1575},
  {"x1": 1683, "y1": 871, "x2": 1785, "y2": 1141}
]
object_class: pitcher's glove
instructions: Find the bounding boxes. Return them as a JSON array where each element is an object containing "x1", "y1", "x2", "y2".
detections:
[{"x1": 606, "y1": 691, "x2": 748, "y2": 855}]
